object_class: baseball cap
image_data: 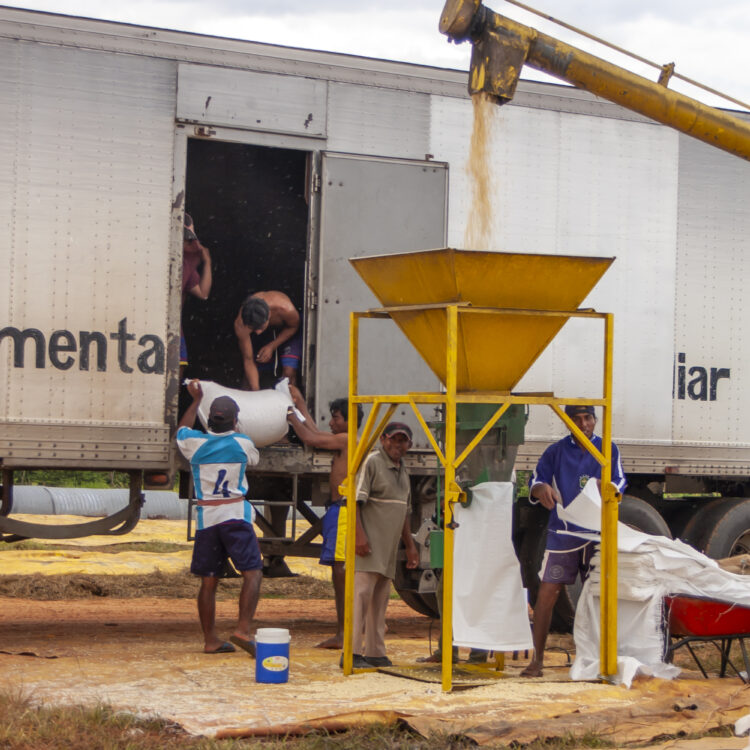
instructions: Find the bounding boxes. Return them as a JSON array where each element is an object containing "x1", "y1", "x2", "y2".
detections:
[
  {"x1": 208, "y1": 396, "x2": 239, "y2": 430},
  {"x1": 383, "y1": 422, "x2": 412, "y2": 440},
  {"x1": 564, "y1": 404, "x2": 595, "y2": 418}
]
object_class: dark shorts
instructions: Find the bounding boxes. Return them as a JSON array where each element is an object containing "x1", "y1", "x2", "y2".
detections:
[
  {"x1": 279, "y1": 332, "x2": 302, "y2": 370},
  {"x1": 319, "y1": 501, "x2": 347, "y2": 566},
  {"x1": 253, "y1": 328, "x2": 302, "y2": 374},
  {"x1": 180, "y1": 334, "x2": 188, "y2": 366},
  {"x1": 539, "y1": 543, "x2": 595, "y2": 585},
  {"x1": 190, "y1": 520, "x2": 262, "y2": 577}
]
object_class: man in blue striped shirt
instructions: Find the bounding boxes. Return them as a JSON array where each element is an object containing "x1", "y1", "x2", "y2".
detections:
[
  {"x1": 177, "y1": 380, "x2": 261, "y2": 655},
  {"x1": 521, "y1": 404, "x2": 626, "y2": 677}
]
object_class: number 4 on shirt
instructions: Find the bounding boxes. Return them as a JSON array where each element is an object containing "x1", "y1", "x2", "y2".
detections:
[{"x1": 212, "y1": 469, "x2": 230, "y2": 498}]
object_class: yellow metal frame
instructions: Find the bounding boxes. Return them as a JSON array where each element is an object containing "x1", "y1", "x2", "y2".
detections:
[{"x1": 340, "y1": 303, "x2": 619, "y2": 691}]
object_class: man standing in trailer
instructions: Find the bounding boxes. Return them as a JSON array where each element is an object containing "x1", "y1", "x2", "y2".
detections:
[
  {"x1": 181, "y1": 213, "x2": 212, "y2": 377},
  {"x1": 521, "y1": 404, "x2": 626, "y2": 677},
  {"x1": 234, "y1": 291, "x2": 301, "y2": 390}
]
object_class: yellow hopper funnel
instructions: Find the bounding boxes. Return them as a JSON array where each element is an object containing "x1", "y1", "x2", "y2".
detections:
[{"x1": 350, "y1": 248, "x2": 613, "y2": 392}]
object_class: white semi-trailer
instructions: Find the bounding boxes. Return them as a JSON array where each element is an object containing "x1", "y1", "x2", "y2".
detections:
[{"x1": 1, "y1": 6, "x2": 749, "y2": 624}]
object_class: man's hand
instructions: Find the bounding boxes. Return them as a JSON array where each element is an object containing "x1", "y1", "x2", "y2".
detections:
[
  {"x1": 178, "y1": 380, "x2": 203, "y2": 429},
  {"x1": 186, "y1": 379, "x2": 203, "y2": 402},
  {"x1": 355, "y1": 529, "x2": 371, "y2": 557},
  {"x1": 256, "y1": 343, "x2": 275, "y2": 363},
  {"x1": 405, "y1": 545, "x2": 419, "y2": 569},
  {"x1": 532, "y1": 482, "x2": 560, "y2": 510}
]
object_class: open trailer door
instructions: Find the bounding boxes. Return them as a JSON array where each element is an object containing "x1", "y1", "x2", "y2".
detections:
[{"x1": 314, "y1": 153, "x2": 448, "y2": 446}]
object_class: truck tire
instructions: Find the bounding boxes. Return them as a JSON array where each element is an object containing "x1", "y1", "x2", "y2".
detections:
[
  {"x1": 700, "y1": 499, "x2": 750, "y2": 559},
  {"x1": 396, "y1": 589, "x2": 440, "y2": 619},
  {"x1": 679, "y1": 497, "x2": 746, "y2": 552},
  {"x1": 619, "y1": 494, "x2": 671, "y2": 538}
]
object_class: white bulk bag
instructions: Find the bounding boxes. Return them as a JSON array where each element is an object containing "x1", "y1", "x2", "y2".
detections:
[{"x1": 194, "y1": 380, "x2": 292, "y2": 447}]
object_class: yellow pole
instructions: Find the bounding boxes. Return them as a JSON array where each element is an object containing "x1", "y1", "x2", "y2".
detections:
[
  {"x1": 441, "y1": 304, "x2": 459, "y2": 692},
  {"x1": 343, "y1": 312, "x2": 359, "y2": 676},
  {"x1": 599, "y1": 313, "x2": 617, "y2": 679}
]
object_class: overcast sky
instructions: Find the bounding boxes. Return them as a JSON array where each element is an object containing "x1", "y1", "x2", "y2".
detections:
[{"x1": 6, "y1": 0, "x2": 750, "y2": 110}]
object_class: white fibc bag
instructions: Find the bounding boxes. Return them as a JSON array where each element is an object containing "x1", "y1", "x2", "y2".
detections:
[{"x1": 193, "y1": 380, "x2": 295, "y2": 447}]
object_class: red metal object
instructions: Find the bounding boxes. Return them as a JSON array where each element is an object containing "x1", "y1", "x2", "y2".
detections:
[
  {"x1": 666, "y1": 595, "x2": 750, "y2": 637},
  {"x1": 665, "y1": 595, "x2": 750, "y2": 681}
]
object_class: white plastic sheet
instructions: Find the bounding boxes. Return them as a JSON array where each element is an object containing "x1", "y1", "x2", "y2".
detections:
[
  {"x1": 452, "y1": 482, "x2": 533, "y2": 651},
  {"x1": 562, "y1": 479, "x2": 750, "y2": 686},
  {"x1": 194, "y1": 380, "x2": 292, "y2": 447}
]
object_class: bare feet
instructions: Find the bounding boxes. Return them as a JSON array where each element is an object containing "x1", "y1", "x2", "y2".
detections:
[
  {"x1": 315, "y1": 636, "x2": 343, "y2": 650},
  {"x1": 520, "y1": 661, "x2": 543, "y2": 677}
]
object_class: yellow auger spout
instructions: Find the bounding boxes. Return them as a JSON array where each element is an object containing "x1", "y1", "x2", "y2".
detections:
[{"x1": 439, "y1": 0, "x2": 750, "y2": 162}]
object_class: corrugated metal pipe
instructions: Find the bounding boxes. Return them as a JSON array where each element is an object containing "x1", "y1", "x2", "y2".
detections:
[{"x1": 11, "y1": 486, "x2": 187, "y2": 520}]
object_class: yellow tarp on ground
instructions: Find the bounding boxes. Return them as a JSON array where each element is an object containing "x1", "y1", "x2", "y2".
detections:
[
  {"x1": 4, "y1": 517, "x2": 750, "y2": 745},
  {"x1": 0, "y1": 516, "x2": 327, "y2": 579},
  {"x1": 4, "y1": 594, "x2": 750, "y2": 745}
]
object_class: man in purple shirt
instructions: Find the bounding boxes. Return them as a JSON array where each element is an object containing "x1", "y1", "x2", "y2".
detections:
[{"x1": 521, "y1": 404, "x2": 626, "y2": 677}]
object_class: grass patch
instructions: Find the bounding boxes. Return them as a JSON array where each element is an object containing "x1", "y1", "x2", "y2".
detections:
[
  {"x1": 13, "y1": 470, "x2": 134, "y2": 489},
  {"x1": 2, "y1": 540, "x2": 190, "y2": 554},
  {"x1": 2, "y1": 688, "x2": 737, "y2": 750},
  {"x1": 513, "y1": 730, "x2": 615, "y2": 748},
  {"x1": 0, "y1": 570, "x2": 333, "y2": 600},
  {"x1": 0, "y1": 689, "x2": 475, "y2": 749}
]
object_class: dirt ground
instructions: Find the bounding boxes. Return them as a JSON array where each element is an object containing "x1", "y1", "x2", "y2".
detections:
[
  {"x1": 4, "y1": 520, "x2": 750, "y2": 746},
  {"x1": 5, "y1": 593, "x2": 750, "y2": 746}
]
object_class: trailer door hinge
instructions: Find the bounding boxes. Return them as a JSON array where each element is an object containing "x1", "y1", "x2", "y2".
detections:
[
  {"x1": 307, "y1": 288, "x2": 318, "y2": 310},
  {"x1": 312, "y1": 173, "x2": 321, "y2": 192}
]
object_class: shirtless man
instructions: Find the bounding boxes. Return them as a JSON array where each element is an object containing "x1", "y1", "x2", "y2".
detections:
[
  {"x1": 234, "y1": 291, "x2": 300, "y2": 390},
  {"x1": 286, "y1": 385, "x2": 362, "y2": 649}
]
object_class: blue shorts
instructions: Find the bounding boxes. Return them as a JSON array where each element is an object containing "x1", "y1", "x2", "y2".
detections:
[
  {"x1": 253, "y1": 329, "x2": 301, "y2": 374},
  {"x1": 279, "y1": 332, "x2": 302, "y2": 370},
  {"x1": 191, "y1": 520, "x2": 262, "y2": 577},
  {"x1": 319, "y1": 501, "x2": 347, "y2": 566},
  {"x1": 180, "y1": 334, "x2": 188, "y2": 367},
  {"x1": 539, "y1": 543, "x2": 595, "y2": 585}
]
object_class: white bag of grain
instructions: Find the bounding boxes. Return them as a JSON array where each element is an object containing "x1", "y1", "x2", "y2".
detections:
[{"x1": 193, "y1": 380, "x2": 292, "y2": 447}]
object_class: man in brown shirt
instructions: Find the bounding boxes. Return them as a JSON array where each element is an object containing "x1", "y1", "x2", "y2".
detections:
[{"x1": 350, "y1": 422, "x2": 419, "y2": 668}]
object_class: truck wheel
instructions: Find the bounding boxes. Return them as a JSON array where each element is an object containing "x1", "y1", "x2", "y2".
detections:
[
  {"x1": 700, "y1": 499, "x2": 750, "y2": 559},
  {"x1": 394, "y1": 537, "x2": 440, "y2": 619},
  {"x1": 679, "y1": 497, "x2": 746, "y2": 552},
  {"x1": 396, "y1": 588, "x2": 440, "y2": 619},
  {"x1": 619, "y1": 494, "x2": 671, "y2": 538}
]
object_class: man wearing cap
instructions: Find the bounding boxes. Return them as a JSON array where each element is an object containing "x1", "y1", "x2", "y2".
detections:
[
  {"x1": 521, "y1": 404, "x2": 626, "y2": 677},
  {"x1": 234, "y1": 291, "x2": 301, "y2": 390},
  {"x1": 176, "y1": 380, "x2": 262, "y2": 655},
  {"x1": 349, "y1": 422, "x2": 419, "y2": 669},
  {"x1": 181, "y1": 213, "x2": 212, "y2": 376}
]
